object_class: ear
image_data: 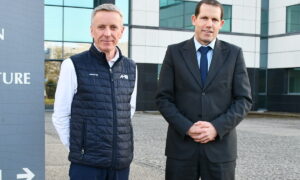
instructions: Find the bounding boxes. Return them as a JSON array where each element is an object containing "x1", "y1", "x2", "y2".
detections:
[
  {"x1": 120, "y1": 26, "x2": 125, "y2": 38},
  {"x1": 90, "y1": 25, "x2": 93, "y2": 37},
  {"x1": 220, "y1": 19, "x2": 225, "y2": 28},
  {"x1": 121, "y1": 26, "x2": 125, "y2": 34},
  {"x1": 191, "y1": 15, "x2": 197, "y2": 26}
]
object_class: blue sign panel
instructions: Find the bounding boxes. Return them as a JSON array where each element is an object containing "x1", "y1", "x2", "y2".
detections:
[{"x1": 0, "y1": 0, "x2": 44, "y2": 179}]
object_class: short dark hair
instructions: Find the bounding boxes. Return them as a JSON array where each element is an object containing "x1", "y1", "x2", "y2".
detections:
[{"x1": 194, "y1": 0, "x2": 224, "y2": 19}]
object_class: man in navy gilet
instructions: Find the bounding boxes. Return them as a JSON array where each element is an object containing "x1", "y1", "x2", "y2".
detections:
[{"x1": 52, "y1": 4, "x2": 137, "y2": 180}]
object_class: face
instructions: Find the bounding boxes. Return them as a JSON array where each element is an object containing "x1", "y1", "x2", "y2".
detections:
[
  {"x1": 192, "y1": 4, "x2": 224, "y2": 45},
  {"x1": 90, "y1": 11, "x2": 124, "y2": 54}
]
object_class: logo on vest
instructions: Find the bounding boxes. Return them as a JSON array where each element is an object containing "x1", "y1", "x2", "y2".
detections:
[
  {"x1": 89, "y1": 73, "x2": 98, "y2": 76},
  {"x1": 120, "y1": 74, "x2": 128, "y2": 80}
]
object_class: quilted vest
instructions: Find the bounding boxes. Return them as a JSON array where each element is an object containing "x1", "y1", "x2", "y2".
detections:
[{"x1": 68, "y1": 44, "x2": 136, "y2": 169}]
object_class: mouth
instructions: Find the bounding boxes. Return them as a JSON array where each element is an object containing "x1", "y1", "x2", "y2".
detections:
[
  {"x1": 101, "y1": 40, "x2": 113, "y2": 43},
  {"x1": 202, "y1": 30, "x2": 213, "y2": 34}
]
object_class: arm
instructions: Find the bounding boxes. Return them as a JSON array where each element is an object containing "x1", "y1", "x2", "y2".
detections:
[
  {"x1": 52, "y1": 58, "x2": 77, "y2": 149},
  {"x1": 130, "y1": 67, "x2": 138, "y2": 118},
  {"x1": 156, "y1": 46, "x2": 193, "y2": 137},
  {"x1": 210, "y1": 48, "x2": 252, "y2": 139}
]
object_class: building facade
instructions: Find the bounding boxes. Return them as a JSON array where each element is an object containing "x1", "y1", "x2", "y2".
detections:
[{"x1": 44, "y1": 0, "x2": 300, "y2": 113}]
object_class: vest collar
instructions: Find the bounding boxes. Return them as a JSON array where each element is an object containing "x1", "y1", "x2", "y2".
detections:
[{"x1": 90, "y1": 44, "x2": 123, "y2": 64}]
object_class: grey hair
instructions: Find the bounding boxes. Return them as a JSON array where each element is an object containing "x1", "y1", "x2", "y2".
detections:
[{"x1": 91, "y1": 4, "x2": 123, "y2": 23}]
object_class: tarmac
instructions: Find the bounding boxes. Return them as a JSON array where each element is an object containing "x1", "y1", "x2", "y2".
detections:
[{"x1": 45, "y1": 111, "x2": 300, "y2": 180}]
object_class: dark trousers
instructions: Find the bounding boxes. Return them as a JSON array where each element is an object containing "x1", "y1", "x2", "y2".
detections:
[
  {"x1": 165, "y1": 146, "x2": 236, "y2": 180},
  {"x1": 69, "y1": 163, "x2": 130, "y2": 180}
]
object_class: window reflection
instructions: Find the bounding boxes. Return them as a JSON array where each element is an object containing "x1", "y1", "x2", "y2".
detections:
[
  {"x1": 160, "y1": 2, "x2": 184, "y2": 29},
  {"x1": 64, "y1": 0, "x2": 93, "y2": 8},
  {"x1": 44, "y1": 0, "x2": 63, "y2": 6},
  {"x1": 159, "y1": 1, "x2": 232, "y2": 32},
  {"x1": 45, "y1": 6, "x2": 63, "y2": 41},
  {"x1": 118, "y1": 26, "x2": 129, "y2": 57},
  {"x1": 115, "y1": 0, "x2": 129, "y2": 24},
  {"x1": 289, "y1": 68, "x2": 300, "y2": 93},
  {"x1": 160, "y1": 0, "x2": 181, "y2": 7},
  {"x1": 45, "y1": 61, "x2": 62, "y2": 106},
  {"x1": 45, "y1": 41, "x2": 63, "y2": 59},
  {"x1": 287, "y1": 4, "x2": 300, "y2": 33},
  {"x1": 64, "y1": 7, "x2": 92, "y2": 42},
  {"x1": 220, "y1": 5, "x2": 232, "y2": 32},
  {"x1": 63, "y1": 42, "x2": 91, "y2": 59}
]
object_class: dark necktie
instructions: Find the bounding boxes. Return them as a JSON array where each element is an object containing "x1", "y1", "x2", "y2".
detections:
[{"x1": 199, "y1": 46, "x2": 211, "y2": 85}]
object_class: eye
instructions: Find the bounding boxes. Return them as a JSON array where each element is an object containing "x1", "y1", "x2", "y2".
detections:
[
  {"x1": 212, "y1": 18, "x2": 219, "y2": 23},
  {"x1": 110, "y1": 25, "x2": 118, "y2": 30},
  {"x1": 201, "y1": 17, "x2": 208, "y2": 20},
  {"x1": 97, "y1": 25, "x2": 105, "y2": 30}
]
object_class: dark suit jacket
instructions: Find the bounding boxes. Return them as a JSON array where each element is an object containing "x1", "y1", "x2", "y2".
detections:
[{"x1": 156, "y1": 38, "x2": 252, "y2": 163}]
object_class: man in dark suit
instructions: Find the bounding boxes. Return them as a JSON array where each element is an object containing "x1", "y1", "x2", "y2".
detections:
[{"x1": 156, "y1": 0, "x2": 252, "y2": 179}]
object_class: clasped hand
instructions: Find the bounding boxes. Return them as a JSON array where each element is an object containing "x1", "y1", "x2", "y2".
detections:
[{"x1": 187, "y1": 121, "x2": 217, "y2": 144}]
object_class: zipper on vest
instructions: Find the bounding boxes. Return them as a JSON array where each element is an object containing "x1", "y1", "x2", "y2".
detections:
[
  {"x1": 81, "y1": 120, "x2": 86, "y2": 159},
  {"x1": 109, "y1": 67, "x2": 117, "y2": 168}
]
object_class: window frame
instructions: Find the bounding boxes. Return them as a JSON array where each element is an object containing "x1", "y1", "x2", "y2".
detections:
[
  {"x1": 159, "y1": 1, "x2": 232, "y2": 32},
  {"x1": 288, "y1": 68, "x2": 300, "y2": 95},
  {"x1": 286, "y1": 4, "x2": 300, "y2": 33}
]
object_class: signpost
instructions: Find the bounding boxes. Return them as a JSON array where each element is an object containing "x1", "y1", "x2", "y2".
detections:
[{"x1": 0, "y1": 0, "x2": 44, "y2": 179}]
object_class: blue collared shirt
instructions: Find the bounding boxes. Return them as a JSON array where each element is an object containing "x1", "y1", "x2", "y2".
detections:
[{"x1": 194, "y1": 37, "x2": 216, "y2": 71}]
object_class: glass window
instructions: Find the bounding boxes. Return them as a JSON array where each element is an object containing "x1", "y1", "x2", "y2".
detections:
[
  {"x1": 63, "y1": 42, "x2": 91, "y2": 59},
  {"x1": 220, "y1": 5, "x2": 232, "y2": 32},
  {"x1": 183, "y1": 1, "x2": 196, "y2": 30},
  {"x1": 118, "y1": 26, "x2": 129, "y2": 57},
  {"x1": 289, "y1": 68, "x2": 300, "y2": 93},
  {"x1": 159, "y1": 1, "x2": 231, "y2": 32},
  {"x1": 44, "y1": 0, "x2": 63, "y2": 6},
  {"x1": 258, "y1": 69, "x2": 266, "y2": 93},
  {"x1": 45, "y1": 6, "x2": 63, "y2": 41},
  {"x1": 64, "y1": 7, "x2": 93, "y2": 42},
  {"x1": 45, "y1": 61, "x2": 62, "y2": 106},
  {"x1": 160, "y1": 2, "x2": 184, "y2": 29},
  {"x1": 116, "y1": 0, "x2": 129, "y2": 24},
  {"x1": 160, "y1": 0, "x2": 181, "y2": 7},
  {"x1": 287, "y1": 4, "x2": 300, "y2": 33},
  {"x1": 64, "y1": 0, "x2": 93, "y2": 8},
  {"x1": 45, "y1": 41, "x2": 63, "y2": 59}
]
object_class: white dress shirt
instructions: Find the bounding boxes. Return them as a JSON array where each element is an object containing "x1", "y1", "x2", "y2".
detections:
[{"x1": 52, "y1": 47, "x2": 138, "y2": 149}]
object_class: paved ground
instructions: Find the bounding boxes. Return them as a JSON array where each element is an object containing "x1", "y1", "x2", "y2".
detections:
[{"x1": 45, "y1": 112, "x2": 300, "y2": 180}]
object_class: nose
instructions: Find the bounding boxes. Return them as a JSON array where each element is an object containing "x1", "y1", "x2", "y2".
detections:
[
  {"x1": 205, "y1": 19, "x2": 213, "y2": 27},
  {"x1": 104, "y1": 28, "x2": 111, "y2": 36}
]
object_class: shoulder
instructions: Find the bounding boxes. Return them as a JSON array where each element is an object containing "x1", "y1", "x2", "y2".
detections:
[
  {"x1": 217, "y1": 39, "x2": 242, "y2": 52},
  {"x1": 70, "y1": 50, "x2": 90, "y2": 63},
  {"x1": 168, "y1": 39, "x2": 191, "y2": 50},
  {"x1": 61, "y1": 58, "x2": 75, "y2": 70},
  {"x1": 122, "y1": 56, "x2": 136, "y2": 67}
]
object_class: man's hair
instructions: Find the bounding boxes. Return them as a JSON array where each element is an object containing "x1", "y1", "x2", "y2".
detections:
[
  {"x1": 91, "y1": 3, "x2": 123, "y2": 23},
  {"x1": 194, "y1": 0, "x2": 224, "y2": 19}
]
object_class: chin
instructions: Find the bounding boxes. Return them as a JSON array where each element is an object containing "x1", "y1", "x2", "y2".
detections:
[{"x1": 101, "y1": 47, "x2": 114, "y2": 53}]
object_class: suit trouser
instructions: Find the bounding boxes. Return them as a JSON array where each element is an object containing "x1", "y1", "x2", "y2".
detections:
[
  {"x1": 69, "y1": 163, "x2": 130, "y2": 180},
  {"x1": 165, "y1": 145, "x2": 236, "y2": 180}
]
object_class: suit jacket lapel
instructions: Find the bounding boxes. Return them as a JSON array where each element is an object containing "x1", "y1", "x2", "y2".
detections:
[
  {"x1": 181, "y1": 38, "x2": 203, "y2": 87},
  {"x1": 204, "y1": 39, "x2": 229, "y2": 89}
]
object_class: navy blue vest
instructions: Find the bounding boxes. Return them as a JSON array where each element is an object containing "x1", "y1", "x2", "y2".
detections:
[{"x1": 68, "y1": 44, "x2": 136, "y2": 169}]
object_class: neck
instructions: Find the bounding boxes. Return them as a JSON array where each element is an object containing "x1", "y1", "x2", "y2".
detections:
[
  {"x1": 93, "y1": 43, "x2": 117, "y2": 61},
  {"x1": 104, "y1": 50, "x2": 116, "y2": 61}
]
